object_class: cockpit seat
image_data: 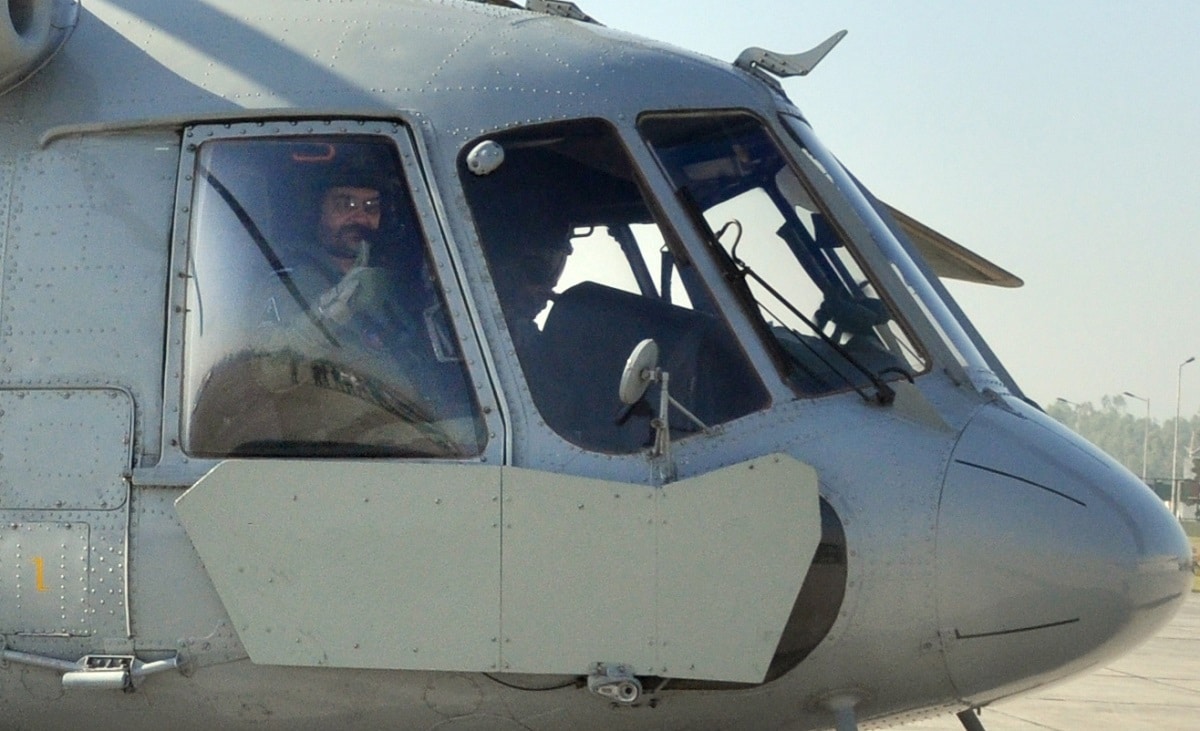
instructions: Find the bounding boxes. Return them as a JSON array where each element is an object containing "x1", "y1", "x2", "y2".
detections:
[{"x1": 536, "y1": 281, "x2": 755, "y2": 453}]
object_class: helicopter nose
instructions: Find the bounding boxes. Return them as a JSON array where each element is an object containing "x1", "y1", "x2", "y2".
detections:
[{"x1": 935, "y1": 399, "x2": 1191, "y2": 702}]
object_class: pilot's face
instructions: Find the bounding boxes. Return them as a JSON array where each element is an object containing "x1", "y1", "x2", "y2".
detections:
[
  {"x1": 495, "y1": 247, "x2": 569, "y2": 322},
  {"x1": 318, "y1": 186, "x2": 382, "y2": 266}
]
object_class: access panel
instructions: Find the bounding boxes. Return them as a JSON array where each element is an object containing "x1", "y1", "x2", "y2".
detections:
[{"x1": 177, "y1": 455, "x2": 819, "y2": 683}]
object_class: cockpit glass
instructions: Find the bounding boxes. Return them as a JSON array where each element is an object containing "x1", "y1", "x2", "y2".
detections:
[
  {"x1": 181, "y1": 134, "x2": 486, "y2": 458},
  {"x1": 460, "y1": 119, "x2": 769, "y2": 453},
  {"x1": 639, "y1": 113, "x2": 929, "y2": 397}
]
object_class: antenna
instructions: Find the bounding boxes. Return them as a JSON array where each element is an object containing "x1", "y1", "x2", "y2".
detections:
[
  {"x1": 465, "y1": 1, "x2": 598, "y2": 24},
  {"x1": 525, "y1": 1, "x2": 595, "y2": 23},
  {"x1": 735, "y1": 30, "x2": 848, "y2": 85}
]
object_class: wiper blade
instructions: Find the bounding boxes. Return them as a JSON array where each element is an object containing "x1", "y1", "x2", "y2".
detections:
[
  {"x1": 676, "y1": 187, "x2": 894, "y2": 406},
  {"x1": 738, "y1": 264, "x2": 895, "y2": 406}
]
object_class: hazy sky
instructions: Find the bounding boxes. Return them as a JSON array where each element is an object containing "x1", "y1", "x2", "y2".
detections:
[{"x1": 591, "y1": 1, "x2": 1200, "y2": 421}]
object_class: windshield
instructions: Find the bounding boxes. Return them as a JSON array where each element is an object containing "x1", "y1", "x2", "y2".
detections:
[
  {"x1": 640, "y1": 113, "x2": 928, "y2": 399},
  {"x1": 459, "y1": 119, "x2": 770, "y2": 453},
  {"x1": 779, "y1": 114, "x2": 1009, "y2": 396},
  {"x1": 181, "y1": 132, "x2": 486, "y2": 459}
]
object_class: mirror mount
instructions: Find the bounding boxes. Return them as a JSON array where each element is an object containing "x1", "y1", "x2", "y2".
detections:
[{"x1": 618, "y1": 339, "x2": 712, "y2": 482}]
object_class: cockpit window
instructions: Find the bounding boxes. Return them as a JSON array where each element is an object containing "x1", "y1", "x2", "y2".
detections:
[
  {"x1": 460, "y1": 119, "x2": 769, "y2": 453},
  {"x1": 181, "y1": 134, "x2": 485, "y2": 458},
  {"x1": 639, "y1": 113, "x2": 928, "y2": 397}
]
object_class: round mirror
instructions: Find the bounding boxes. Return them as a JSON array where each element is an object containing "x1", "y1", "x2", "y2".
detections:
[{"x1": 618, "y1": 338, "x2": 659, "y2": 405}]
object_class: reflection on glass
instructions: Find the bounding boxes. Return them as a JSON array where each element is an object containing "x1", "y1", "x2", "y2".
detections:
[
  {"x1": 182, "y1": 134, "x2": 485, "y2": 458},
  {"x1": 460, "y1": 119, "x2": 768, "y2": 453},
  {"x1": 640, "y1": 113, "x2": 928, "y2": 399}
]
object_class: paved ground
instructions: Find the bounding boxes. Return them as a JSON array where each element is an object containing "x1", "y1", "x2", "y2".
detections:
[{"x1": 897, "y1": 592, "x2": 1200, "y2": 731}]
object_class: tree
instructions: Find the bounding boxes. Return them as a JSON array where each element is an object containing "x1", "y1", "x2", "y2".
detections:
[{"x1": 1046, "y1": 395, "x2": 1200, "y2": 486}]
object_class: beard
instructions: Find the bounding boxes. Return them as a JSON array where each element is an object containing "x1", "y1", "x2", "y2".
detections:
[{"x1": 323, "y1": 223, "x2": 372, "y2": 261}]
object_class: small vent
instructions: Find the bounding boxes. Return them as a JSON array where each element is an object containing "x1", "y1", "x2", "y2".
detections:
[{"x1": 83, "y1": 655, "x2": 134, "y2": 672}]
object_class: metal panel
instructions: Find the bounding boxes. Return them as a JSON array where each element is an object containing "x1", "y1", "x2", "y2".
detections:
[
  {"x1": 2, "y1": 135, "x2": 174, "y2": 460},
  {"x1": 174, "y1": 460, "x2": 502, "y2": 670},
  {"x1": 503, "y1": 454, "x2": 820, "y2": 683},
  {"x1": 656, "y1": 456, "x2": 820, "y2": 681},
  {"x1": 0, "y1": 388, "x2": 133, "y2": 510},
  {"x1": 935, "y1": 404, "x2": 1171, "y2": 698},
  {"x1": 0, "y1": 154, "x2": 9, "y2": 312},
  {"x1": 0, "y1": 521, "x2": 91, "y2": 635},
  {"x1": 500, "y1": 469, "x2": 657, "y2": 674},
  {"x1": 177, "y1": 455, "x2": 818, "y2": 683},
  {"x1": 127, "y1": 486, "x2": 247, "y2": 665}
]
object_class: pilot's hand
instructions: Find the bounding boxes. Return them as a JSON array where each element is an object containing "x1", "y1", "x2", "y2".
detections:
[{"x1": 318, "y1": 266, "x2": 390, "y2": 326}]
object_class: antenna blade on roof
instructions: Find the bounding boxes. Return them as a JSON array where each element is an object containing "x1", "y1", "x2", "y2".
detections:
[{"x1": 735, "y1": 30, "x2": 848, "y2": 79}]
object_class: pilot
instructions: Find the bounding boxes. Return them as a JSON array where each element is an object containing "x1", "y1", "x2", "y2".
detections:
[
  {"x1": 482, "y1": 223, "x2": 577, "y2": 435},
  {"x1": 487, "y1": 223, "x2": 573, "y2": 354},
  {"x1": 261, "y1": 151, "x2": 397, "y2": 341},
  {"x1": 249, "y1": 147, "x2": 469, "y2": 453}
]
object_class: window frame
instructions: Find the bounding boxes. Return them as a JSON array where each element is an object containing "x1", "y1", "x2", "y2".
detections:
[
  {"x1": 154, "y1": 119, "x2": 504, "y2": 479},
  {"x1": 636, "y1": 109, "x2": 934, "y2": 400},
  {"x1": 777, "y1": 112, "x2": 1009, "y2": 395},
  {"x1": 457, "y1": 117, "x2": 772, "y2": 455}
]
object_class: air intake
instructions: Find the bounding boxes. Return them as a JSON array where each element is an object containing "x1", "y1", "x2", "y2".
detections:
[{"x1": 1, "y1": 0, "x2": 79, "y2": 96}]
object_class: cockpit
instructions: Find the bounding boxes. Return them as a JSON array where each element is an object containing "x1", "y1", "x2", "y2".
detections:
[
  {"x1": 461, "y1": 118, "x2": 771, "y2": 453},
  {"x1": 177, "y1": 109, "x2": 999, "y2": 464},
  {"x1": 638, "y1": 112, "x2": 928, "y2": 398},
  {"x1": 460, "y1": 112, "x2": 933, "y2": 452}
]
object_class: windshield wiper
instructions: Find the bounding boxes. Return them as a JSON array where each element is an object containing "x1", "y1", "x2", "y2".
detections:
[
  {"x1": 739, "y1": 264, "x2": 895, "y2": 405},
  {"x1": 677, "y1": 188, "x2": 895, "y2": 406}
]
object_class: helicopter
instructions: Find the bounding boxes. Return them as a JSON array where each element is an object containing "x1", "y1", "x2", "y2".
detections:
[{"x1": 0, "y1": 1, "x2": 1191, "y2": 730}]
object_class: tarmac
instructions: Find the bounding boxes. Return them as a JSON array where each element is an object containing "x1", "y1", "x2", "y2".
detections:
[{"x1": 897, "y1": 591, "x2": 1200, "y2": 731}]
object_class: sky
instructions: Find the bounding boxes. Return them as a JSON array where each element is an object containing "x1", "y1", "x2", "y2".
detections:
[{"x1": 590, "y1": 0, "x2": 1200, "y2": 422}]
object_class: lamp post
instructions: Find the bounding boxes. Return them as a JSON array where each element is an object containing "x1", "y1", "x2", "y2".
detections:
[
  {"x1": 1055, "y1": 397, "x2": 1079, "y2": 430},
  {"x1": 1123, "y1": 391, "x2": 1150, "y2": 483},
  {"x1": 1171, "y1": 356, "x2": 1196, "y2": 517}
]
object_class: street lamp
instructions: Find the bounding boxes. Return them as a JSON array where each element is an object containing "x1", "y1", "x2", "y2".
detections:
[
  {"x1": 1123, "y1": 391, "x2": 1149, "y2": 483},
  {"x1": 1055, "y1": 397, "x2": 1079, "y2": 429},
  {"x1": 1171, "y1": 356, "x2": 1196, "y2": 517}
]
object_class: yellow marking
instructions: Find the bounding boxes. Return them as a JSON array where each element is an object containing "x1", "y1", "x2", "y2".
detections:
[{"x1": 32, "y1": 556, "x2": 49, "y2": 592}]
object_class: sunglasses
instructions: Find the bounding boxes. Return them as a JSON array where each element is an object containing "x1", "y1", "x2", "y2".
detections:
[{"x1": 327, "y1": 193, "x2": 382, "y2": 216}]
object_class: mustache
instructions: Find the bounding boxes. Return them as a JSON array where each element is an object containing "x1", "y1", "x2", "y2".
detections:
[{"x1": 336, "y1": 223, "x2": 374, "y2": 242}]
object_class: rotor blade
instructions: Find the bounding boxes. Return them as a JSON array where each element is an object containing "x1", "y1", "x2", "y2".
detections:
[{"x1": 883, "y1": 204, "x2": 1023, "y2": 288}]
